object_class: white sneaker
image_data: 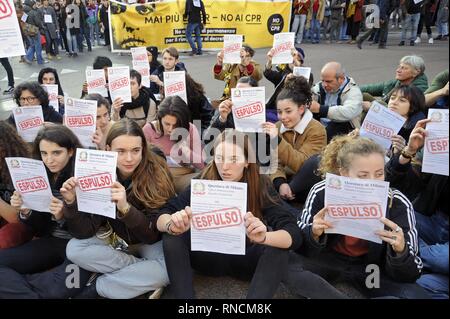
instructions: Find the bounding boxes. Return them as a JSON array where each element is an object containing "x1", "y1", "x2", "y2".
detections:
[
  {"x1": 414, "y1": 36, "x2": 421, "y2": 44},
  {"x1": 428, "y1": 38, "x2": 434, "y2": 44}
]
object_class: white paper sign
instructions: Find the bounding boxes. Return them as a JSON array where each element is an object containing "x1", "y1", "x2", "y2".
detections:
[
  {"x1": 324, "y1": 173, "x2": 389, "y2": 244},
  {"x1": 190, "y1": 179, "x2": 247, "y2": 255},
  {"x1": 360, "y1": 102, "x2": 406, "y2": 150},
  {"x1": 231, "y1": 87, "x2": 266, "y2": 132},
  {"x1": 223, "y1": 35, "x2": 243, "y2": 64},
  {"x1": 130, "y1": 46, "x2": 148, "y2": 62},
  {"x1": 108, "y1": 66, "x2": 131, "y2": 103},
  {"x1": 132, "y1": 60, "x2": 150, "y2": 88},
  {"x1": 166, "y1": 156, "x2": 182, "y2": 168},
  {"x1": 0, "y1": 0, "x2": 26, "y2": 58},
  {"x1": 293, "y1": 67, "x2": 311, "y2": 80},
  {"x1": 5, "y1": 157, "x2": 53, "y2": 212},
  {"x1": 74, "y1": 148, "x2": 118, "y2": 218},
  {"x1": 21, "y1": 13, "x2": 28, "y2": 22},
  {"x1": 42, "y1": 84, "x2": 59, "y2": 113},
  {"x1": 86, "y1": 69, "x2": 108, "y2": 97},
  {"x1": 64, "y1": 97, "x2": 97, "y2": 148},
  {"x1": 271, "y1": 32, "x2": 295, "y2": 65},
  {"x1": 44, "y1": 14, "x2": 52, "y2": 23},
  {"x1": 13, "y1": 106, "x2": 44, "y2": 143},
  {"x1": 163, "y1": 71, "x2": 187, "y2": 103},
  {"x1": 422, "y1": 109, "x2": 449, "y2": 176}
]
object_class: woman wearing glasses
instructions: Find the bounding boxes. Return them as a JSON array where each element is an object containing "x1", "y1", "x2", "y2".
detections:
[{"x1": 7, "y1": 82, "x2": 63, "y2": 127}]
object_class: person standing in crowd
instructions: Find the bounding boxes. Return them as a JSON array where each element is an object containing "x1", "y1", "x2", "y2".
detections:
[
  {"x1": 285, "y1": 137, "x2": 429, "y2": 299},
  {"x1": 64, "y1": 0, "x2": 80, "y2": 57},
  {"x1": 40, "y1": 0, "x2": 61, "y2": 60},
  {"x1": 0, "y1": 58, "x2": 15, "y2": 95},
  {"x1": 415, "y1": 0, "x2": 436, "y2": 44},
  {"x1": 0, "y1": 122, "x2": 34, "y2": 250},
  {"x1": 75, "y1": 0, "x2": 92, "y2": 53},
  {"x1": 328, "y1": 0, "x2": 345, "y2": 43},
  {"x1": 8, "y1": 82, "x2": 63, "y2": 126},
  {"x1": 99, "y1": 0, "x2": 110, "y2": 47},
  {"x1": 159, "y1": 129, "x2": 302, "y2": 298},
  {"x1": 291, "y1": 0, "x2": 311, "y2": 45},
  {"x1": 309, "y1": 61, "x2": 363, "y2": 141},
  {"x1": 184, "y1": 0, "x2": 207, "y2": 56},
  {"x1": 23, "y1": 0, "x2": 48, "y2": 65},
  {"x1": 399, "y1": 0, "x2": 423, "y2": 46},
  {"x1": 53, "y1": 0, "x2": 69, "y2": 54},
  {"x1": 344, "y1": 0, "x2": 364, "y2": 44},
  {"x1": 306, "y1": 0, "x2": 325, "y2": 44},
  {"x1": 87, "y1": 0, "x2": 101, "y2": 47},
  {"x1": 213, "y1": 44, "x2": 262, "y2": 107},
  {"x1": 357, "y1": 0, "x2": 393, "y2": 49},
  {"x1": 433, "y1": 0, "x2": 449, "y2": 41}
]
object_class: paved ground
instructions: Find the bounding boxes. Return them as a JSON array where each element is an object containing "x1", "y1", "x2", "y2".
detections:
[{"x1": 0, "y1": 30, "x2": 448, "y2": 299}]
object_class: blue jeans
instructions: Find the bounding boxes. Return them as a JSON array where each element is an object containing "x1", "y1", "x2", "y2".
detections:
[
  {"x1": 309, "y1": 14, "x2": 321, "y2": 43},
  {"x1": 186, "y1": 23, "x2": 202, "y2": 53},
  {"x1": 26, "y1": 33, "x2": 44, "y2": 64},
  {"x1": 401, "y1": 13, "x2": 421, "y2": 42},
  {"x1": 415, "y1": 211, "x2": 449, "y2": 299}
]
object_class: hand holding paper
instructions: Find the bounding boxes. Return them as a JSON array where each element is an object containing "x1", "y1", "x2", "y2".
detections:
[
  {"x1": 312, "y1": 207, "x2": 333, "y2": 242},
  {"x1": 60, "y1": 177, "x2": 78, "y2": 205},
  {"x1": 170, "y1": 206, "x2": 193, "y2": 234},
  {"x1": 244, "y1": 212, "x2": 267, "y2": 244},
  {"x1": 375, "y1": 217, "x2": 405, "y2": 253},
  {"x1": 49, "y1": 197, "x2": 64, "y2": 221},
  {"x1": 111, "y1": 182, "x2": 128, "y2": 213}
]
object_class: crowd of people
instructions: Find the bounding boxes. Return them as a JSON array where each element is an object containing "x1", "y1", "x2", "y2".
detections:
[{"x1": 0, "y1": 0, "x2": 448, "y2": 301}]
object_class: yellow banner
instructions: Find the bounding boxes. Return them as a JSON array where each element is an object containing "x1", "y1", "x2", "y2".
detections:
[{"x1": 109, "y1": 0, "x2": 291, "y2": 52}]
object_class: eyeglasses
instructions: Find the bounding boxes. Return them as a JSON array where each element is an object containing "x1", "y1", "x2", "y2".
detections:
[{"x1": 19, "y1": 96, "x2": 38, "y2": 103}]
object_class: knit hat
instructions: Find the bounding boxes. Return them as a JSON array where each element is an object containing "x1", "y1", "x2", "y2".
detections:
[{"x1": 295, "y1": 46, "x2": 305, "y2": 63}]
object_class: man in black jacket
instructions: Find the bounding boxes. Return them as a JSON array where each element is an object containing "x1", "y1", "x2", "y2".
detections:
[{"x1": 184, "y1": 0, "x2": 207, "y2": 56}]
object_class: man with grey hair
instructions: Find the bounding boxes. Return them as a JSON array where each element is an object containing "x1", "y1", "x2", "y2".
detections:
[
  {"x1": 309, "y1": 62, "x2": 363, "y2": 141},
  {"x1": 360, "y1": 55, "x2": 428, "y2": 110}
]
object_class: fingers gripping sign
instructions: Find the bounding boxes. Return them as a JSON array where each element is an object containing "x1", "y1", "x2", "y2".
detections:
[{"x1": 244, "y1": 212, "x2": 267, "y2": 244}]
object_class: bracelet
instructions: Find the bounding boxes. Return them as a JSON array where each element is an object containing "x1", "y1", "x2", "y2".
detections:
[{"x1": 400, "y1": 147, "x2": 416, "y2": 160}]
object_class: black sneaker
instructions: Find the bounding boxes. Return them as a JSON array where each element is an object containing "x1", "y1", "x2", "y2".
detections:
[
  {"x1": 398, "y1": 41, "x2": 405, "y2": 46},
  {"x1": 3, "y1": 86, "x2": 14, "y2": 95},
  {"x1": 410, "y1": 40, "x2": 415, "y2": 46},
  {"x1": 196, "y1": 50, "x2": 203, "y2": 55}
]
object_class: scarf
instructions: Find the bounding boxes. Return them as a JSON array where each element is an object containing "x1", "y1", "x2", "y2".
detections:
[{"x1": 120, "y1": 88, "x2": 150, "y2": 118}]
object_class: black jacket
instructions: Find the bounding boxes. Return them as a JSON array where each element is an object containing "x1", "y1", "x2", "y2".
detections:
[
  {"x1": 150, "y1": 62, "x2": 187, "y2": 95},
  {"x1": 297, "y1": 180, "x2": 423, "y2": 282},
  {"x1": 184, "y1": 0, "x2": 207, "y2": 24},
  {"x1": 264, "y1": 66, "x2": 293, "y2": 110},
  {"x1": 159, "y1": 184, "x2": 303, "y2": 250},
  {"x1": 385, "y1": 153, "x2": 449, "y2": 217}
]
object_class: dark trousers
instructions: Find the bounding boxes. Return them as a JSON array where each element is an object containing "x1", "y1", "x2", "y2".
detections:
[
  {"x1": 0, "y1": 259, "x2": 91, "y2": 298},
  {"x1": 0, "y1": 57, "x2": 14, "y2": 87},
  {"x1": 358, "y1": 20, "x2": 389, "y2": 46},
  {"x1": 346, "y1": 18, "x2": 360, "y2": 40},
  {"x1": 60, "y1": 26, "x2": 69, "y2": 52},
  {"x1": 289, "y1": 154, "x2": 322, "y2": 204},
  {"x1": 163, "y1": 232, "x2": 288, "y2": 299},
  {"x1": 0, "y1": 237, "x2": 68, "y2": 274},
  {"x1": 285, "y1": 251, "x2": 430, "y2": 299},
  {"x1": 417, "y1": 11, "x2": 433, "y2": 37}
]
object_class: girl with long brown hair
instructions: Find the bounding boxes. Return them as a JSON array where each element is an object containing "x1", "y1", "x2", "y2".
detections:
[
  {"x1": 157, "y1": 129, "x2": 302, "y2": 298},
  {"x1": 60, "y1": 119, "x2": 176, "y2": 299}
]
